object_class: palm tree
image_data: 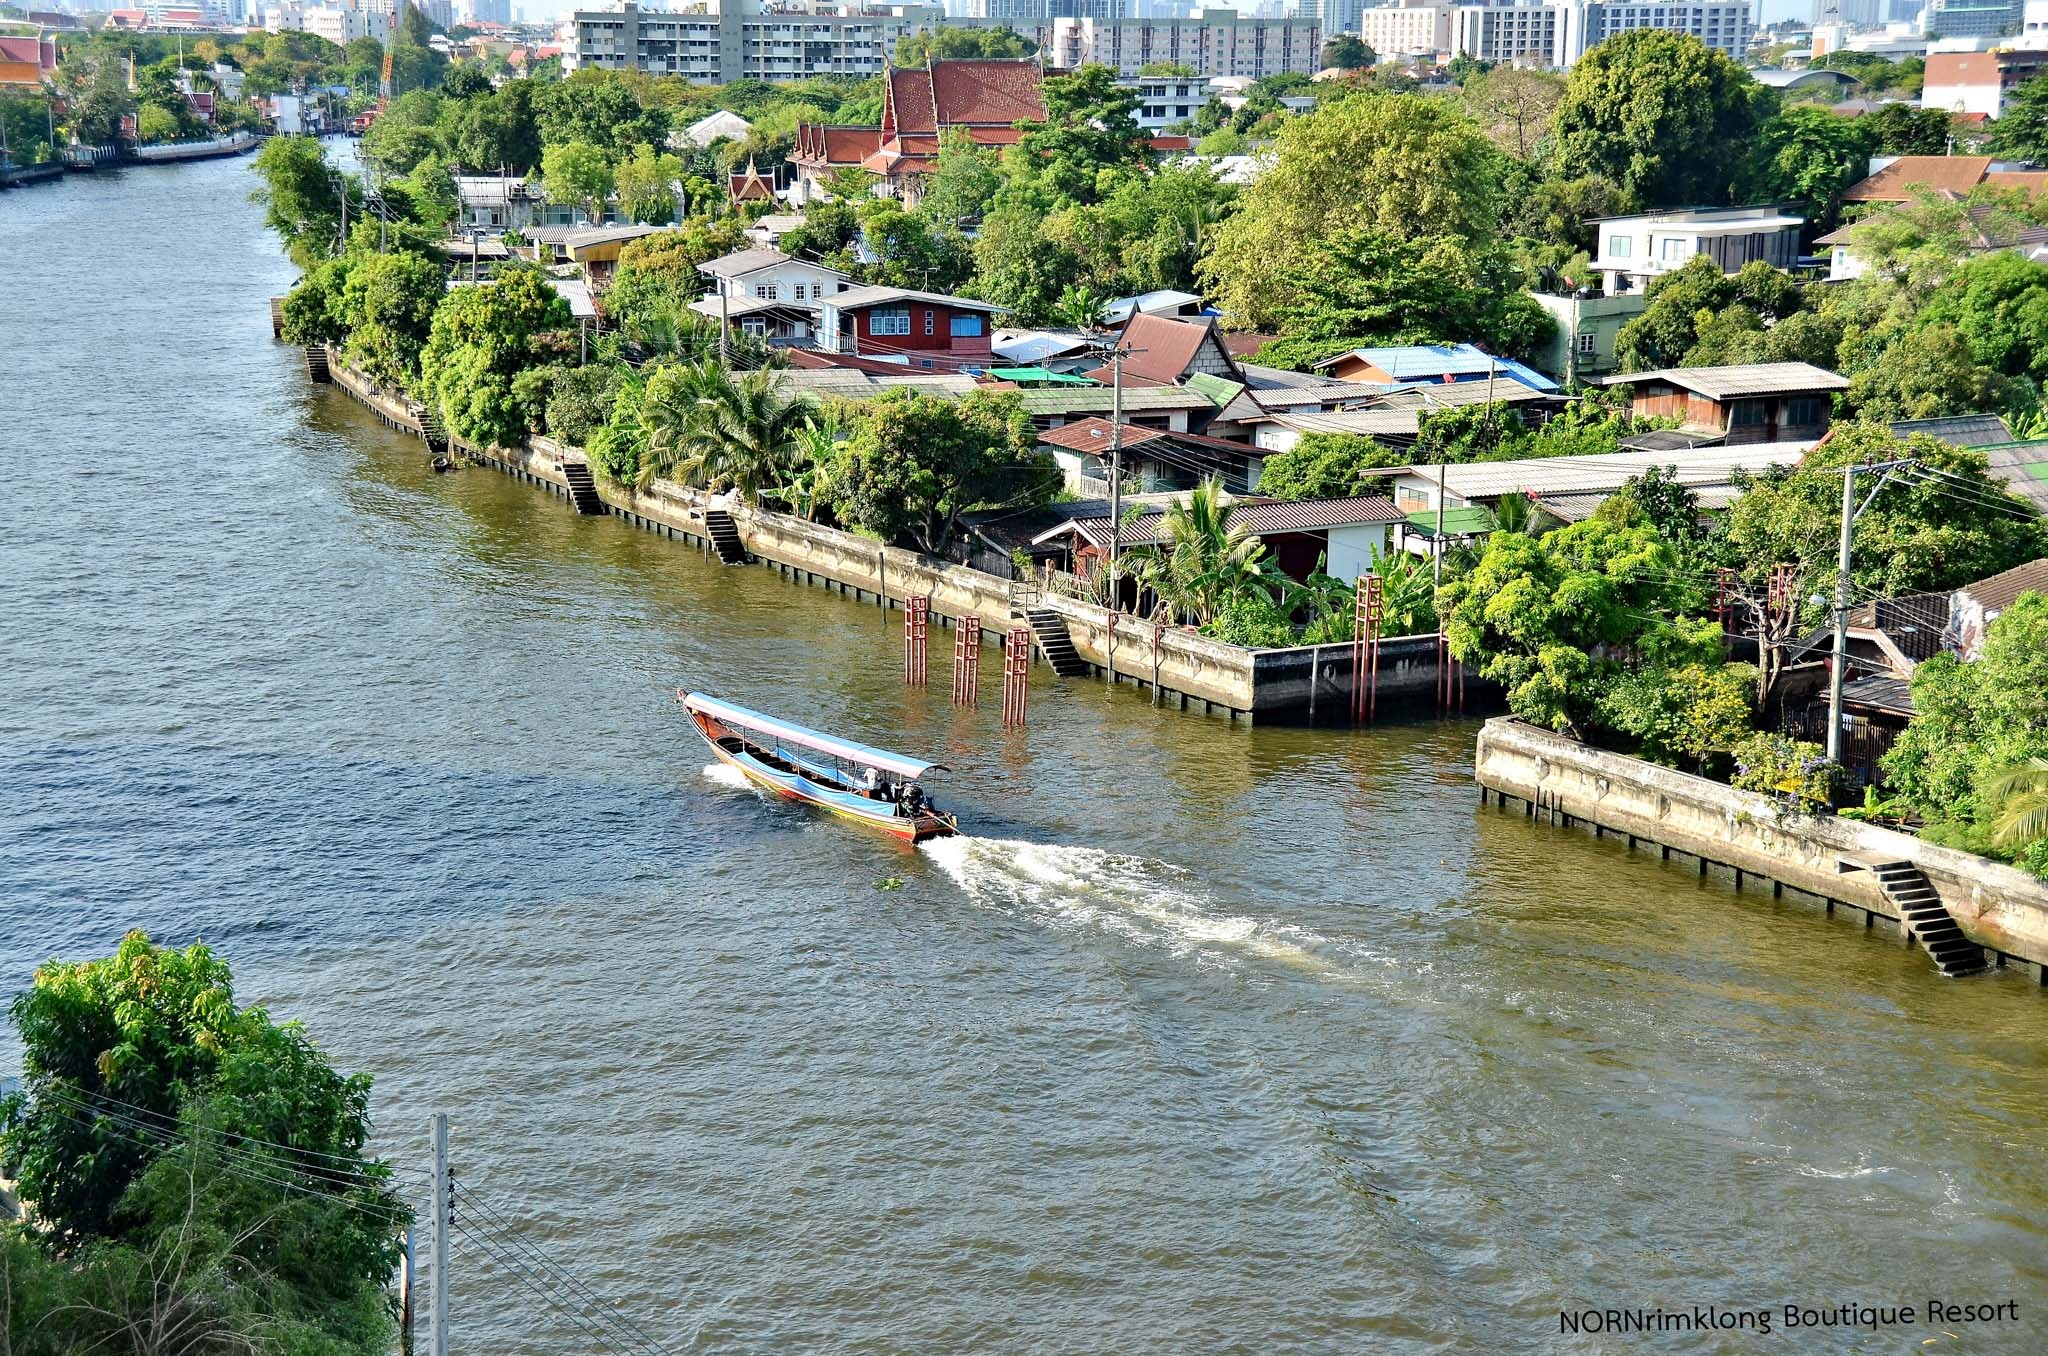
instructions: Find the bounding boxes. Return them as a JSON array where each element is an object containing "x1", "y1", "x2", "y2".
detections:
[
  {"x1": 1986, "y1": 758, "x2": 2048, "y2": 850},
  {"x1": 1488, "y1": 492, "x2": 1562, "y2": 537},
  {"x1": 1128, "y1": 478, "x2": 1273, "y2": 626},
  {"x1": 638, "y1": 363, "x2": 814, "y2": 501}
]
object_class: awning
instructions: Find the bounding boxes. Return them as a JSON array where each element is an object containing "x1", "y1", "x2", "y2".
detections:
[{"x1": 680, "y1": 692, "x2": 944, "y2": 780}]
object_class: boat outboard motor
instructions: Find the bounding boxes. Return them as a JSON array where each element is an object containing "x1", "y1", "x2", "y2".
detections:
[{"x1": 901, "y1": 784, "x2": 927, "y2": 817}]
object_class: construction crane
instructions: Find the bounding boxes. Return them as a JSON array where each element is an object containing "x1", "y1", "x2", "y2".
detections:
[{"x1": 379, "y1": 46, "x2": 394, "y2": 110}]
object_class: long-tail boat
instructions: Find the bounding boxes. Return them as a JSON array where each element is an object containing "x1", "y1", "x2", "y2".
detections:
[{"x1": 680, "y1": 691, "x2": 960, "y2": 844}]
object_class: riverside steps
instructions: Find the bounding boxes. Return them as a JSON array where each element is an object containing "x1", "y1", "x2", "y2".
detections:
[
  {"x1": 1473, "y1": 717, "x2": 2048, "y2": 983},
  {"x1": 312, "y1": 351, "x2": 1465, "y2": 724}
]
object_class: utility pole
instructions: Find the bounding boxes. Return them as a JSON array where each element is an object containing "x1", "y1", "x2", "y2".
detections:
[
  {"x1": 431, "y1": 1113, "x2": 450, "y2": 1356},
  {"x1": 719, "y1": 285, "x2": 730, "y2": 368},
  {"x1": 1826, "y1": 459, "x2": 1913, "y2": 764},
  {"x1": 1108, "y1": 342, "x2": 1124, "y2": 688}
]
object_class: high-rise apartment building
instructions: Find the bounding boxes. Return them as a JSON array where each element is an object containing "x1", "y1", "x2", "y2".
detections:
[
  {"x1": 564, "y1": 0, "x2": 946, "y2": 82},
  {"x1": 1356, "y1": 0, "x2": 1751, "y2": 67}
]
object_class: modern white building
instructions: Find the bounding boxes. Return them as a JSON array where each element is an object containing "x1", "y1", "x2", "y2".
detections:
[
  {"x1": 1122, "y1": 72, "x2": 1213, "y2": 129},
  {"x1": 1039, "y1": 11, "x2": 1324, "y2": 79},
  {"x1": 564, "y1": 0, "x2": 945, "y2": 82},
  {"x1": 1357, "y1": 0, "x2": 1752, "y2": 66},
  {"x1": 696, "y1": 247, "x2": 855, "y2": 306},
  {"x1": 1590, "y1": 206, "x2": 1804, "y2": 296}
]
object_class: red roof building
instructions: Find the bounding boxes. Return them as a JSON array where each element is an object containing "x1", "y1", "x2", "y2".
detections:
[
  {"x1": 792, "y1": 58, "x2": 1045, "y2": 204},
  {"x1": 0, "y1": 33, "x2": 57, "y2": 86},
  {"x1": 728, "y1": 158, "x2": 775, "y2": 207}
]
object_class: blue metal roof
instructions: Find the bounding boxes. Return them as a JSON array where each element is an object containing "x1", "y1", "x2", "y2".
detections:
[{"x1": 1315, "y1": 343, "x2": 1560, "y2": 393}]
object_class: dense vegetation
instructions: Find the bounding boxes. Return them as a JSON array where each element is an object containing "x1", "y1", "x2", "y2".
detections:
[{"x1": 1, "y1": 933, "x2": 407, "y2": 1353}]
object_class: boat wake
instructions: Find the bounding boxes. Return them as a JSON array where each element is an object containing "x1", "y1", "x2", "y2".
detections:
[
  {"x1": 920, "y1": 835, "x2": 1336, "y2": 972},
  {"x1": 700, "y1": 762, "x2": 753, "y2": 791}
]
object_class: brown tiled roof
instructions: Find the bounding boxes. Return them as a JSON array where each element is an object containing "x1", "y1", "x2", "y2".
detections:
[
  {"x1": 794, "y1": 124, "x2": 879, "y2": 166},
  {"x1": 1984, "y1": 170, "x2": 2048, "y2": 196},
  {"x1": 1081, "y1": 313, "x2": 1235, "y2": 386},
  {"x1": 929, "y1": 59, "x2": 1045, "y2": 126},
  {"x1": 887, "y1": 67, "x2": 937, "y2": 134},
  {"x1": 1844, "y1": 155, "x2": 1992, "y2": 202},
  {"x1": 1038, "y1": 417, "x2": 1170, "y2": 453},
  {"x1": 1959, "y1": 557, "x2": 2048, "y2": 613}
]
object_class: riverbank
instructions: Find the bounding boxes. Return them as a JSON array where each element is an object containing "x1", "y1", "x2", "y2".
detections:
[
  {"x1": 1475, "y1": 717, "x2": 2048, "y2": 980},
  {"x1": 1, "y1": 132, "x2": 258, "y2": 191},
  {"x1": 321, "y1": 347, "x2": 1470, "y2": 725}
]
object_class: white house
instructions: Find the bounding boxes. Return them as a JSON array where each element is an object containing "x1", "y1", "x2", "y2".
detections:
[
  {"x1": 1591, "y1": 206, "x2": 1805, "y2": 295},
  {"x1": 674, "y1": 108, "x2": 751, "y2": 149},
  {"x1": 696, "y1": 247, "x2": 854, "y2": 306}
]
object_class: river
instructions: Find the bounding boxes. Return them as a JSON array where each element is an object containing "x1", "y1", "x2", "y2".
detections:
[{"x1": 3, "y1": 155, "x2": 2046, "y2": 1353}]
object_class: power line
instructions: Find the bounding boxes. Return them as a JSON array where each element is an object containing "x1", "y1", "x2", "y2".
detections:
[
  {"x1": 453, "y1": 1183, "x2": 673, "y2": 1356},
  {"x1": 452, "y1": 1227, "x2": 641, "y2": 1356}
]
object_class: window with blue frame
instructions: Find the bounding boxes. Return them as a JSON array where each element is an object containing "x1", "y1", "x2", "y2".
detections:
[
  {"x1": 950, "y1": 314, "x2": 984, "y2": 338},
  {"x1": 870, "y1": 306, "x2": 910, "y2": 336}
]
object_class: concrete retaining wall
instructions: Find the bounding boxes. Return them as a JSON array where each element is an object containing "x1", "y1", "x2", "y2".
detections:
[
  {"x1": 316, "y1": 356, "x2": 1455, "y2": 722},
  {"x1": 1474, "y1": 717, "x2": 2048, "y2": 971}
]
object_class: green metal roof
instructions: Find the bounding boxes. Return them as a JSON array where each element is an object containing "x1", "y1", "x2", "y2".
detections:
[
  {"x1": 1184, "y1": 372, "x2": 1246, "y2": 406},
  {"x1": 1017, "y1": 386, "x2": 1219, "y2": 414},
  {"x1": 985, "y1": 366, "x2": 1097, "y2": 385},
  {"x1": 1406, "y1": 507, "x2": 1496, "y2": 537}
]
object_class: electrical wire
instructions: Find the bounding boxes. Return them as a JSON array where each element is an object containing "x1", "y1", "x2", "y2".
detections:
[
  {"x1": 26, "y1": 1080, "x2": 426, "y2": 1181},
  {"x1": 453, "y1": 1183, "x2": 673, "y2": 1355},
  {"x1": 452, "y1": 1226, "x2": 640, "y2": 1356}
]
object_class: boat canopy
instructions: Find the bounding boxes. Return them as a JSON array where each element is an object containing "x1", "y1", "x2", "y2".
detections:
[{"x1": 680, "y1": 691, "x2": 946, "y2": 781}]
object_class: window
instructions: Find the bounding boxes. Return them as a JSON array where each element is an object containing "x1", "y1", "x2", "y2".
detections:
[
  {"x1": 1576, "y1": 332, "x2": 1597, "y2": 355},
  {"x1": 871, "y1": 306, "x2": 910, "y2": 336},
  {"x1": 740, "y1": 317, "x2": 766, "y2": 336},
  {"x1": 755, "y1": 283, "x2": 778, "y2": 300},
  {"x1": 792, "y1": 283, "x2": 806, "y2": 301},
  {"x1": 1786, "y1": 396, "x2": 1824, "y2": 426},
  {"x1": 924, "y1": 309, "x2": 934, "y2": 336},
  {"x1": 950, "y1": 314, "x2": 983, "y2": 338},
  {"x1": 1607, "y1": 235, "x2": 1632, "y2": 259},
  {"x1": 1730, "y1": 401, "x2": 1766, "y2": 427},
  {"x1": 1659, "y1": 236, "x2": 1690, "y2": 261}
]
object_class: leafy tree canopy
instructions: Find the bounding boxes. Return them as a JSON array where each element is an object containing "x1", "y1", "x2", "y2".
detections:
[
  {"x1": 823, "y1": 388, "x2": 1052, "y2": 553},
  {"x1": 1253, "y1": 433, "x2": 1406, "y2": 500},
  {"x1": 1552, "y1": 29, "x2": 1774, "y2": 208}
]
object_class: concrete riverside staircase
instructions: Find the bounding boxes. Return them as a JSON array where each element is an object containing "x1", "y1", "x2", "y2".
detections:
[
  {"x1": 558, "y1": 457, "x2": 605, "y2": 515},
  {"x1": 704, "y1": 508, "x2": 749, "y2": 564},
  {"x1": 1025, "y1": 608, "x2": 1091, "y2": 677},
  {"x1": 1871, "y1": 861, "x2": 1988, "y2": 977},
  {"x1": 304, "y1": 346, "x2": 331, "y2": 383},
  {"x1": 409, "y1": 401, "x2": 449, "y2": 452}
]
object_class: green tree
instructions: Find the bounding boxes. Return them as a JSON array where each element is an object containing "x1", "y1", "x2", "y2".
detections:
[
  {"x1": 1864, "y1": 100, "x2": 1953, "y2": 156},
  {"x1": 638, "y1": 364, "x2": 813, "y2": 499},
  {"x1": 535, "y1": 71, "x2": 669, "y2": 155},
  {"x1": 443, "y1": 79, "x2": 542, "y2": 173},
  {"x1": 1016, "y1": 63, "x2": 1150, "y2": 203},
  {"x1": 918, "y1": 126, "x2": 1002, "y2": 225},
  {"x1": 1321, "y1": 36, "x2": 1373, "y2": 71},
  {"x1": 339, "y1": 249, "x2": 446, "y2": 387},
  {"x1": 1441, "y1": 514, "x2": 1717, "y2": 736},
  {"x1": 1198, "y1": 92, "x2": 1502, "y2": 329},
  {"x1": 1257, "y1": 225, "x2": 1554, "y2": 367},
  {"x1": 1127, "y1": 478, "x2": 1281, "y2": 628},
  {"x1": 1987, "y1": 74, "x2": 2048, "y2": 162},
  {"x1": 893, "y1": 25, "x2": 1036, "y2": 65},
  {"x1": 419, "y1": 268, "x2": 572, "y2": 447},
  {"x1": 1883, "y1": 594, "x2": 2048, "y2": 874},
  {"x1": 823, "y1": 388, "x2": 1050, "y2": 552},
  {"x1": 251, "y1": 135, "x2": 360, "y2": 268},
  {"x1": 442, "y1": 60, "x2": 492, "y2": 100},
  {"x1": 1719, "y1": 423, "x2": 2048, "y2": 602},
  {"x1": 1614, "y1": 256, "x2": 1806, "y2": 371},
  {"x1": 359, "y1": 88, "x2": 447, "y2": 177},
  {"x1": 1597, "y1": 659, "x2": 1758, "y2": 771},
  {"x1": 1919, "y1": 249, "x2": 2048, "y2": 381},
  {"x1": 602, "y1": 220, "x2": 751, "y2": 341},
  {"x1": 615, "y1": 141, "x2": 684, "y2": 224},
  {"x1": 1844, "y1": 322, "x2": 2010, "y2": 423},
  {"x1": 858, "y1": 200, "x2": 975, "y2": 292},
  {"x1": 1552, "y1": 29, "x2": 1774, "y2": 208},
  {"x1": 542, "y1": 139, "x2": 614, "y2": 223},
  {"x1": 971, "y1": 201, "x2": 1082, "y2": 326},
  {"x1": 0, "y1": 932, "x2": 406, "y2": 1288},
  {"x1": 1742, "y1": 103, "x2": 1875, "y2": 230}
]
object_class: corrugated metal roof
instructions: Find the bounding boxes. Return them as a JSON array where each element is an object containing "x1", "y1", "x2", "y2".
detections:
[
  {"x1": 1018, "y1": 386, "x2": 1217, "y2": 414},
  {"x1": 1840, "y1": 675, "x2": 1916, "y2": 716},
  {"x1": 1031, "y1": 495, "x2": 1405, "y2": 547},
  {"x1": 1406, "y1": 507, "x2": 1497, "y2": 537},
  {"x1": 1601, "y1": 362, "x2": 1849, "y2": 400},
  {"x1": 1371, "y1": 382, "x2": 1562, "y2": 410},
  {"x1": 823, "y1": 284, "x2": 1006, "y2": 313},
  {"x1": 1364, "y1": 443, "x2": 1813, "y2": 500},
  {"x1": 1890, "y1": 414, "x2": 2015, "y2": 447},
  {"x1": 1038, "y1": 418, "x2": 1170, "y2": 452}
]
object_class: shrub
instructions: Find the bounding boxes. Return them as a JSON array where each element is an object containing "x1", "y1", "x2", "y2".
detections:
[{"x1": 1732, "y1": 733, "x2": 1843, "y2": 813}]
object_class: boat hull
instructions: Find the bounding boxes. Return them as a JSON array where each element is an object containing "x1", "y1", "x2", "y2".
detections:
[{"x1": 690, "y1": 709, "x2": 957, "y2": 844}]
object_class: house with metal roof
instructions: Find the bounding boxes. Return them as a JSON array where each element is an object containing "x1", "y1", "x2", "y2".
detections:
[
  {"x1": 1597, "y1": 363, "x2": 1848, "y2": 443},
  {"x1": 1015, "y1": 384, "x2": 1219, "y2": 433},
  {"x1": 1036, "y1": 418, "x2": 1266, "y2": 496},
  {"x1": 1312, "y1": 343, "x2": 1560, "y2": 394},
  {"x1": 815, "y1": 285, "x2": 1004, "y2": 368},
  {"x1": 1976, "y1": 437, "x2": 2048, "y2": 515},
  {"x1": 1101, "y1": 289, "x2": 1207, "y2": 326},
  {"x1": 1029, "y1": 494, "x2": 1410, "y2": 585},
  {"x1": 1357, "y1": 443, "x2": 1816, "y2": 551}
]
